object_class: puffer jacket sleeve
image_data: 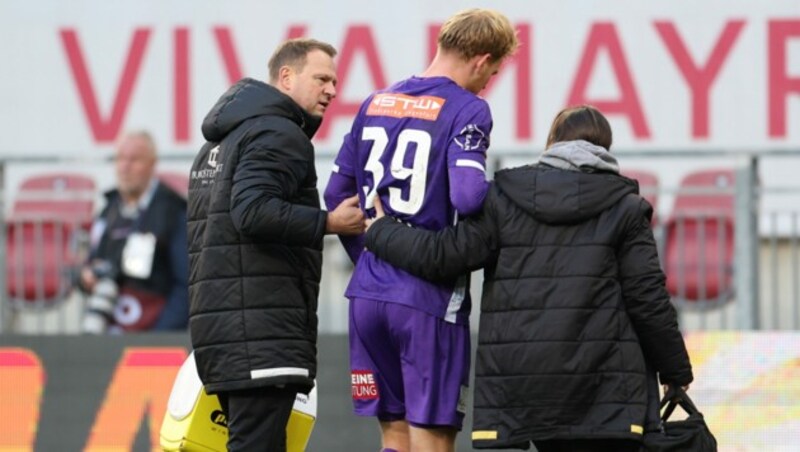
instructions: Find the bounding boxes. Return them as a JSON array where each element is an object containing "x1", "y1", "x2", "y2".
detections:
[
  {"x1": 365, "y1": 188, "x2": 499, "y2": 281},
  {"x1": 230, "y1": 129, "x2": 327, "y2": 246},
  {"x1": 617, "y1": 196, "x2": 694, "y2": 386}
]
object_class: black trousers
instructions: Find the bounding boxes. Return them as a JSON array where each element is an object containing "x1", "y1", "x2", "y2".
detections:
[
  {"x1": 217, "y1": 385, "x2": 298, "y2": 452},
  {"x1": 534, "y1": 438, "x2": 641, "y2": 452}
]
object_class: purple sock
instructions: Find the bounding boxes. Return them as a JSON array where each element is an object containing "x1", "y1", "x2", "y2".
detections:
[{"x1": 382, "y1": 449, "x2": 399, "y2": 452}]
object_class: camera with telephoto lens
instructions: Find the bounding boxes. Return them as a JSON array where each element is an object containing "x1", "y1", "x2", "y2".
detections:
[{"x1": 81, "y1": 260, "x2": 120, "y2": 334}]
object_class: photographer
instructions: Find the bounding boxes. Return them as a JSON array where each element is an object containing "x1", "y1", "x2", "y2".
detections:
[{"x1": 80, "y1": 130, "x2": 188, "y2": 333}]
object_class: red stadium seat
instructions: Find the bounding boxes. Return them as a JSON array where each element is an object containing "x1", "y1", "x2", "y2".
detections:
[
  {"x1": 623, "y1": 169, "x2": 659, "y2": 225},
  {"x1": 663, "y1": 169, "x2": 735, "y2": 304},
  {"x1": 11, "y1": 173, "x2": 96, "y2": 221},
  {"x1": 6, "y1": 173, "x2": 96, "y2": 304},
  {"x1": 158, "y1": 171, "x2": 189, "y2": 198}
]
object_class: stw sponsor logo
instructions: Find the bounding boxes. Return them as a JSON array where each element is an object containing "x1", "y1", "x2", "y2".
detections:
[
  {"x1": 351, "y1": 370, "x2": 379, "y2": 400},
  {"x1": 366, "y1": 94, "x2": 445, "y2": 121}
]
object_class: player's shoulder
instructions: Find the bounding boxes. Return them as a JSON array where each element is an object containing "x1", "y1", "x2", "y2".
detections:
[
  {"x1": 433, "y1": 82, "x2": 489, "y2": 111},
  {"x1": 462, "y1": 94, "x2": 491, "y2": 112},
  {"x1": 444, "y1": 93, "x2": 491, "y2": 124}
]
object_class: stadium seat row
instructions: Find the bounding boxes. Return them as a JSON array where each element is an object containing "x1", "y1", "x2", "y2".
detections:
[
  {"x1": 5, "y1": 172, "x2": 188, "y2": 305},
  {"x1": 4, "y1": 169, "x2": 735, "y2": 308}
]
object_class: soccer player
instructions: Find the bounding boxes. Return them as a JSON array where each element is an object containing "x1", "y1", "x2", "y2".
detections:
[{"x1": 323, "y1": 8, "x2": 519, "y2": 452}]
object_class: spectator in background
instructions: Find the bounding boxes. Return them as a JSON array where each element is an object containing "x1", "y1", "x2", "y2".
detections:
[
  {"x1": 80, "y1": 130, "x2": 189, "y2": 333},
  {"x1": 365, "y1": 105, "x2": 694, "y2": 451}
]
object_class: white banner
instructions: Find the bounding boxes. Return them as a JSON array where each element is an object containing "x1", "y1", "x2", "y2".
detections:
[{"x1": 1, "y1": 0, "x2": 799, "y2": 157}]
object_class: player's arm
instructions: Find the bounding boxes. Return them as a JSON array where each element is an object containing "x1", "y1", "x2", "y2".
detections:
[
  {"x1": 447, "y1": 99, "x2": 492, "y2": 216},
  {"x1": 324, "y1": 131, "x2": 365, "y2": 264}
]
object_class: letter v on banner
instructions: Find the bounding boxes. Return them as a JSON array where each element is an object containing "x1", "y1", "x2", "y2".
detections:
[{"x1": 60, "y1": 28, "x2": 151, "y2": 143}]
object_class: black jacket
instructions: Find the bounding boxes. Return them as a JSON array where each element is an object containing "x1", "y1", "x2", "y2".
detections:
[
  {"x1": 366, "y1": 164, "x2": 693, "y2": 448},
  {"x1": 188, "y1": 78, "x2": 327, "y2": 394}
]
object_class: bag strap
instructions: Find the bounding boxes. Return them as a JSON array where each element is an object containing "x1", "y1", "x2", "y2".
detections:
[{"x1": 660, "y1": 385, "x2": 701, "y2": 421}]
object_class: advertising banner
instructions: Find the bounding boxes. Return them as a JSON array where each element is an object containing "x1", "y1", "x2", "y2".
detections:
[
  {"x1": 1, "y1": 0, "x2": 798, "y2": 157},
  {"x1": 0, "y1": 333, "x2": 798, "y2": 451}
]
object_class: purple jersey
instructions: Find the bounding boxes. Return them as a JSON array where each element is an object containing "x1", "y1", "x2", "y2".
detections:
[{"x1": 325, "y1": 76, "x2": 492, "y2": 324}]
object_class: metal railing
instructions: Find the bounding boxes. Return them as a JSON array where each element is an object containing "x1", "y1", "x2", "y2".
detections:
[{"x1": 1, "y1": 150, "x2": 799, "y2": 334}]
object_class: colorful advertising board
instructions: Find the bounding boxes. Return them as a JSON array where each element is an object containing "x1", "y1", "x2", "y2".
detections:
[{"x1": 0, "y1": 333, "x2": 798, "y2": 451}]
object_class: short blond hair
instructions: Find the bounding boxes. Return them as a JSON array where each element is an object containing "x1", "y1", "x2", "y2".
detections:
[{"x1": 438, "y1": 8, "x2": 519, "y2": 62}]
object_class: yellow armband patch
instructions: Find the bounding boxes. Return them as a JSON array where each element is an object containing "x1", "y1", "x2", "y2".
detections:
[{"x1": 472, "y1": 430, "x2": 498, "y2": 440}]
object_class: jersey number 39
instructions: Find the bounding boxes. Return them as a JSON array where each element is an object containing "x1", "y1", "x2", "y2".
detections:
[{"x1": 361, "y1": 126, "x2": 431, "y2": 215}]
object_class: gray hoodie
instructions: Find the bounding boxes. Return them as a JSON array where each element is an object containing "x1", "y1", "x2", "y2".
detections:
[{"x1": 538, "y1": 139, "x2": 619, "y2": 174}]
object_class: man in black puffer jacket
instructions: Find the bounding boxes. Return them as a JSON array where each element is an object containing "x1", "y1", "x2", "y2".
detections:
[
  {"x1": 365, "y1": 106, "x2": 693, "y2": 452},
  {"x1": 188, "y1": 39, "x2": 365, "y2": 451}
]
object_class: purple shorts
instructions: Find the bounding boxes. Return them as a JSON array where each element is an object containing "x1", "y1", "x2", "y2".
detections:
[{"x1": 348, "y1": 297, "x2": 470, "y2": 429}]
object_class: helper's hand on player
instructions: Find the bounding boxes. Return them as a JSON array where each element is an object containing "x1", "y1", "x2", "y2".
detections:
[{"x1": 327, "y1": 195, "x2": 366, "y2": 235}]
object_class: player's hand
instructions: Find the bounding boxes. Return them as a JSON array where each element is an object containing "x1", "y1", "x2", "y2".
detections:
[
  {"x1": 373, "y1": 195, "x2": 385, "y2": 219},
  {"x1": 326, "y1": 195, "x2": 366, "y2": 235},
  {"x1": 365, "y1": 196, "x2": 385, "y2": 231}
]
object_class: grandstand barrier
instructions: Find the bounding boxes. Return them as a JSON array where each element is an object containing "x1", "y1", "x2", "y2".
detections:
[
  {"x1": 6, "y1": 173, "x2": 94, "y2": 307},
  {"x1": 664, "y1": 169, "x2": 737, "y2": 305},
  {"x1": 6, "y1": 217, "x2": 86, "y2": 305},
  {"x1": 0, "y1": 151, "x2": 799, "y2": 334}
]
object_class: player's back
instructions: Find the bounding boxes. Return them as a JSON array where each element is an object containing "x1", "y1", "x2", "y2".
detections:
[
  {"x1": 351, "y1": 76, "x2": 488, "y2": 230},
  {"x1": 336, "y1": 75, "x2": 493, "y2": 323}
]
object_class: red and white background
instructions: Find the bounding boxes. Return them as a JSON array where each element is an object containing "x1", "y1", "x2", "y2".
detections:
[
  {"x1": 1, "y1": 0, "x2": 798, "y2": 156},
  {"x1": 0, "y1": 1, "x2": 799, "y2": 451}
]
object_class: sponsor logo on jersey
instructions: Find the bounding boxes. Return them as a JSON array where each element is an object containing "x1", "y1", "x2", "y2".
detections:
[
  {"x1": 351, "y1": 370, "x2": 379, "y2": 400},
  {"x1": 366, "y1": 93, "x2": 445, "y2": 121}
]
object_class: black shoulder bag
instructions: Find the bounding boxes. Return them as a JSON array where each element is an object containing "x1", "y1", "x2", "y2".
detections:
[{"x1": 642, "y1": 386, "x2": 717, "y2": 451}]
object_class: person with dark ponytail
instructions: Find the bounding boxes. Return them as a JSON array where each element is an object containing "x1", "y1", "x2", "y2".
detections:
[{"x1": 365, "y1": 105, "x2": 694, "y2": 451}]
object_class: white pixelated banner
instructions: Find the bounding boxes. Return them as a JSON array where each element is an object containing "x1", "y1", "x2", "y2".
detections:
[
  {"x1": 685, "y1": 332, "x2": 800, "y2": 451},
  {"x1": 0, "y1": 0, "x2": 798, "y2": 157}
]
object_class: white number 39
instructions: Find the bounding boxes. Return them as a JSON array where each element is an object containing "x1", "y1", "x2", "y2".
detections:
[{"x1": 361, "y1": 126, "x2": 431, "y2": 215}]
